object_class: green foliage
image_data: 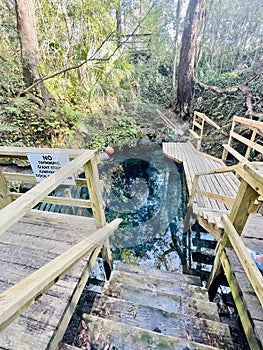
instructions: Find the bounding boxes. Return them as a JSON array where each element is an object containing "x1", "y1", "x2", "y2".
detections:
[
  {"x1": 81, "y1": 112, "x2": 141, "y2": 151},
  {"x1": 0, "y1": 97, "x2": 82, "y2": 147}
]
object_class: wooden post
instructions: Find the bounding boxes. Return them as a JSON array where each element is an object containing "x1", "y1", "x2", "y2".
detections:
[
  {"x1": 83, "y1": 155, "x2": 113, "y2": 273},
  {"x1": 83, "y1": 156, "x2": 106, "y2": 227},
  {"x1": 244, "y1": 127, "x2": 257, "y2": 159},
  {"x1": 228, "y1": 180, "x2": 258, "y2": 235},
  {"x1": 0, "y1": 168, "x2": 12, "y2": 209},
  {"x1": 222, "y1": 119, "x2": 235, "y2": 161}
]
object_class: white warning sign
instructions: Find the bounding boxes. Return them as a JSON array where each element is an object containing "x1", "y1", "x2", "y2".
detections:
[{"x1": 27, "y1": 153, "x2": 75, "y2": 185}]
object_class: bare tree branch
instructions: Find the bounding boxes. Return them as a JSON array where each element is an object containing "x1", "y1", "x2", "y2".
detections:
[
  {"x1": 19, "y1": 5, "x2": 155, "y2": 96},
  {"x1": 195, "y1": 79, "x2": 263, "y2": 118}
]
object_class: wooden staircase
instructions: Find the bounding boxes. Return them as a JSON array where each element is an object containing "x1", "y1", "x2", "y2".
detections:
[{"x1": 60, "y1": 263, "x2": 234, "y2": 350}]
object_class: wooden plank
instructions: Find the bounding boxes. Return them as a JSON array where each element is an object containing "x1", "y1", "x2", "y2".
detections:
[
  {"x1": 115, "y1": 262, "x2": 201, "y2": 285},
  {"x1": 83, "y1": 156, "x2": 105, "y2": 228},
  {"x1": 11, "y1": 192, "x2": 92, "y2": 208},
  {"x1": 222, "y1": 144, "x2": 248, "y2": 162},
  {"x1": 107, "y1": 270, "x2": 208, "y2": 300},
  {"x1": 220, "y1": 249, "x2": 262, "y2": 350},
  {"x1": 3, "y1": 172, "x2": 88, "y2": 187},
  {"x1": 81, "y1": 314, "x2": 226, "y2": 350},
  {"x1": 0, "y1": 146, "x2": 89, "y2": 159},
  {"x1": 231, "y1": 130, "x2": 263, "y2": 154},
  {"x1": 47, "y1": 246, "x2": 102, "y2": 350},
  {"x1": 0, "y1": 218, "x2": 122, "y2": 332},
  {"x1": 0, "y1": 151, "x2": 95, "y2": 236},
  {"x1": 104, "y1": 281, "x2": 219, "y2": 321},
  {"x1": 0, "y1": 168, "x2": 12, "y2": 209},
  {"x1": 233, "y1": 115, "x2": 263, "y2": 130},
  {"x1": 222, "y1": 215, "x2": 263, "y2": 307},
  {"x1": 91, "y1": 295, "x2": 233, "y2": 349},
  {"x1": 228, "y1": 179, "x2": 259, "y2": 234}
]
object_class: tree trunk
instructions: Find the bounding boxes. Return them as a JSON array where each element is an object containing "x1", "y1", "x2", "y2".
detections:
[
  {"x1": 116, "y1": 0, "x2": 122, "y2": 47},
  {"x1": 15, "y1": 0, "x2": 51, "y2": 102},
  {"x1": 15, "y1": 0, "x2": 40, "y2": 87},
  {"x1": 176, "y1": 0, "x2": 204, "y2": 119},
  {"x1": 172, "y1": 0, "x2": 181, "y2": 90}
]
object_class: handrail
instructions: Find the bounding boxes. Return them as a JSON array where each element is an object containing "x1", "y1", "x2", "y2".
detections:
[
  {"x1": 0, "y1": 151, "x2": 96, "y2": 235},
  {"x1": 0, "y1": 146, "x2": 87, "y2": 159},
  {"x1": 0, "y1": 218, "x2": 122, "y2": 332},
  {"x1": 190, "y1": 111, "x2": 228, "y2": 150},
  {"x1": 222, "y1": 116, "x2": 263, "y2": 162},
  {"x1": 188, "y1": 164, "x2": 239, "y2": 208},
  {"x1": 221, "y1": 215, "x2": 263, "y2": 308}
]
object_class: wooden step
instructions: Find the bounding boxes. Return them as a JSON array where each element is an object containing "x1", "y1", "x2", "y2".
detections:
[
  {"x1": 59, "y1": 344, "x2": 80, "y2": 350},
  {"x1": 104, "y1": 281, "x2": 220, "y2": 321},
  {"x1": 115, "y1": 262, "x2": 201, "y2": 285},
  {"x1": 108, "y1": 270, "x2": 208, "y2": 299},
  {"x1": 91, "y1": 295, "x2": 233, "y2": 349},
  {"x1": 73, "y1": 314, "x2": 228, "y2": 350}
]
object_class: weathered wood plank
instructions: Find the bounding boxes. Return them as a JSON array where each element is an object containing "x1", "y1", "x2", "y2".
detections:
[
  {"x1": 0, "y1": 218, "x2": 122, "y2": 332},
  {"x1": 79, "y1": 314, "x2": 226, "y2": 350},
  {"x1": 221, "y1": 249, "x2": 262, "y2": 350},
  {"x1": 104, "y1": 281, "x2": 220, "y2": 321},
  {"x1": 91, "y1": 295, "x2": 233, "y2": 349},
  {"x1": 115, "y1": 262, "x2": 201, "y2": 285},
  {"x1": 108, "y1": 270, "x2": 208, "y2": 300}
]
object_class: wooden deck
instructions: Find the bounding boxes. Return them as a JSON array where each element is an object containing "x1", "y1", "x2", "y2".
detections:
[
  {"x1": 0, "y1": 212, "x2": 98, "y2": 349},
  {"x1": 163, "y1": 142, "x2": 239, "y2": 212},
  {"x1": 0, "y1": 147, "x2": 122, "y2": 350},
  {"x1": 163, "y1": 140, "x2": 263, "y2": 349}
]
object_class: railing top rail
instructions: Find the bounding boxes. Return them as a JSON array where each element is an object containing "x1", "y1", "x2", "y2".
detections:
[
  {"x1": 194, "y1": 111, "x2": 223, "y2": 131},
  {"x1": 0, "y1": 218, "x2": 122, "y2": 332},
  {"x1": 233, "y1": 116, "x2": 263, "y2": 130},
  {"x1": 0, "y1": 150, "x2": 96, "y2": 236},
  {"x1": 0, "y1": 146, "x2": 95, "y2": 159}
]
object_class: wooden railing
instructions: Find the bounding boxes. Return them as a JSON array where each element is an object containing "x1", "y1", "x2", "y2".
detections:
[
  {"x1": 222, "y1": 115, "x2": 263, "y2": 163},
  {"x1": 0, "y1": 146, "x2": 122, "y2": 331},
  {"x1": 190, "y1": 162, "x2": 263, "y2": 310},
  {"x1": 190, "y1": 113, "x2": 263, "y2": 161},
  {"x1": 189, "y1": 111, "x2": 227, "y2": 151}
]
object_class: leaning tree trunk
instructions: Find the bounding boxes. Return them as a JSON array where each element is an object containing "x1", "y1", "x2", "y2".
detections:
[{"x1": 176, "y1": 0, "x2": 204, "y2": 119}]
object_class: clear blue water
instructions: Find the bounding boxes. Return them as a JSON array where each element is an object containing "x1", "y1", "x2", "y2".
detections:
[{"x1": 99, "y1": 142, "x2": 188, "y2": 272}]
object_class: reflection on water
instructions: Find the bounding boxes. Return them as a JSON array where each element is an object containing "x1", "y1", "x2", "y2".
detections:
[{"x1": 99, "y1": 142, "x2": 188, "y2": 272}]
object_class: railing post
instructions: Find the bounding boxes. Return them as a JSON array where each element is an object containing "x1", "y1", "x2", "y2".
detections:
[
  {"x1": 0, "y1": 168, "x2": 12, "y2": 209},
  {"x1": 228, "y1": 180, "x2": 258, "y2": 235},
  {"x1": 83, "y1": 155, "x2": 113, "y2": 274},
  {"x1": 222, "y1": 119, "x2": 235, "y2": 162},
  {"x1": 83, "y1": 156, "x2": 106, "y2": 228}
]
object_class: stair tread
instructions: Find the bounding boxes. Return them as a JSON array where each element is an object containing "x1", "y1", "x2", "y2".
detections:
[
  {"x1": 104, "y1": 281, "x2": 220, "y2": 321},
  {"x1": 78, "y1": 314, "x2": 231, "y2": 350},
  {"x1": 116, "y1": 262, "x2": 201, "y2": 285},
  {"x1": 108, "y1": 269, "x2": 208, "y2": 299},
  {"x1": 91, "y1": 295, "x2": 233, "y2": 349}
]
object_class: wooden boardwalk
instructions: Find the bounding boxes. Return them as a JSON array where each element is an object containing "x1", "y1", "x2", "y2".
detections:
[
  {"x1": 0, "y1": 212, "x2": 97, "y2": 349},
  {"x1": 163, "y1": 140, "x2": 263, "y2": 349},
  {"x1": 0, "y1": 147, "x2": 122, "y2": 350},
  {"x1": 163, "y1": 142, "x2": 239, "y2": 213}
]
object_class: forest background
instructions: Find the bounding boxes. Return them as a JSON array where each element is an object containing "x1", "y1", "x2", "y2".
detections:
[{"x1": 0, "y1": 0, "x2": 262, "y2": 152}]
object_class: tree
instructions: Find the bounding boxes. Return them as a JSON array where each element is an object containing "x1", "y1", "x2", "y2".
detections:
[
  {"x1": 15, "y1": 0, "x2": 40, "y2": 87},
  {"x1": 176, "y1": 0, "x2": 204, "y2": 119},
  {"x1": 15, "y1": 0, "x2": 50, "y2": 102}
]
